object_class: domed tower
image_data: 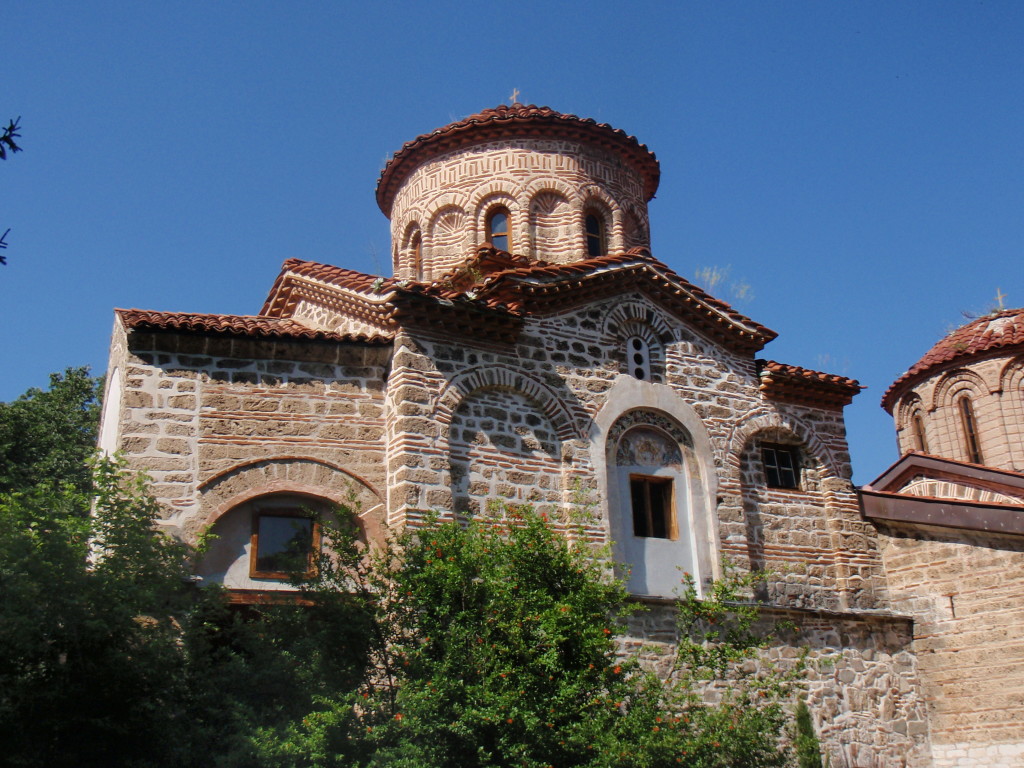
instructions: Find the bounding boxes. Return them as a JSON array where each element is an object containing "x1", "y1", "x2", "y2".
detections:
[
  {"x1": 882, "y1": 308, "x2": 1024, "y2": 471},
  {"x1": 376, "y1": 103, "x2": 660, "y2": 281}
]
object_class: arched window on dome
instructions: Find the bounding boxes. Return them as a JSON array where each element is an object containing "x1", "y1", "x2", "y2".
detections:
[
  {"x1": 409, "y1": 230, "x2": 423, "y2": 281},
  {"x1": 957, "y1": 395, "x2": 983, "y2": 464},
  {"x1": 910, "y1": 409, "x2": 929, "y2": 454},
  {"x1": 486, "y1": 207, "x2": 511, "y2": 252},
  {"x1": 584, "y1": 210, "x2": 606, "y2": 257}
]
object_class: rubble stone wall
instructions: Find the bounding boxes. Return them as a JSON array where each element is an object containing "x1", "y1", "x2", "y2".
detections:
[{"x1": 625, "y1": 602, "x2": 931, "y2": 768}]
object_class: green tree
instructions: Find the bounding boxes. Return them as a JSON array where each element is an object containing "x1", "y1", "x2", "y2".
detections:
[
  {"x1": 0, "y1": 457, "x2": 195, "y2": 767},
  {"x1": 0, "y1": 367, "x2": 102, "y2": 498},
  {"x1": 253, "y1": 507, "x2": 799, "y2": 768},
  {"x1": 793, "y1": 699, "x2": 824, "y2": 768}
]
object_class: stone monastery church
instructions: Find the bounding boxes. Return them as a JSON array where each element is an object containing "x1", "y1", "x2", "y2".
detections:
[{"x1": 98, "y1": 103, "x2": 1024, "y2": 767}]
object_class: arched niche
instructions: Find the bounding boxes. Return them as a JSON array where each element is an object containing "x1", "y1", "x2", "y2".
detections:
[
  {"x1": 195, "y1": 491, "x2": 337, "y2": 592},
  {"x1": 592, "y1": 376, "x2": 719, "y2": 598},
  {"x1": 192, "y1": 457, "x2": 385, "y2": 591}
]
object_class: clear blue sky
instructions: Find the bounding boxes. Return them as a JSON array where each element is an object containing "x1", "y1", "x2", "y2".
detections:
[{"x1": 3, "y1": 2, "x2": 1022, "y2": 484}]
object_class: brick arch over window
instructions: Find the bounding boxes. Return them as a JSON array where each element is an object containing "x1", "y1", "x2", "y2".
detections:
[
  {"x1": 579, "y1": 185, "x2": 623, "y2": 252},
  {"x1": 602, "y1": 300, "x2": 674, "y2": 345},
  {"x1": 603, "y1": 408, "x2": 711, "y2": 598},
  {"x1": 435, "y1": 365, "x2": 584, "y2": 444},
  {"x1": 591, "y1": 377, "x2": 719, "y2": 597},
  {"x1": 999, "y1": 355, "x2": 1024, "y2": 393},
  {"x1": 896, "y1": 392, "x2": 925, "y2": 430},
  {"x1": 470, "y1": 187, "x2": 522, "y2": 249},
  {"x1": 929, "y1": 367, "x2": 989, "y2": 412},
  {"x1": 896, "y1": 393, "x2": 930, "y2": 455},
  {"x1": 999, "y1": 357, "x2": 1024, "y2": 469},
  {"x1": 196, "y1": 456, "x2": 385, "y2": 542},
  {"x1": 725, "y1": 411, "x2": 841, "y2": 481}
]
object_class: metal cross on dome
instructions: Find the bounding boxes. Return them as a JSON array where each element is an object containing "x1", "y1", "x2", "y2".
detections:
[
  {"x1": 995, "y1": 287, "x2": 1007, "y2": 310},
  {"x1": 509, "y1": 88, "x2": 521, "y2": 104}
]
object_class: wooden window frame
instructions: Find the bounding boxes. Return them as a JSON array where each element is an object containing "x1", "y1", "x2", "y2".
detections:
[
  {"x1": 762, "y1": 444, "x2": 801, "y2": 490},
  {"x1": 486, "y1": 207, "x2": 511, "y2": 252},
  {"x1": 249, "y1": 511, "x2": 321, "y2": 580},
  {"x1": 629, "y1": 474, "x2": 677, "y2": 539},
  {"x1": 584, "y1": 210, "x2": 606, "y2": 257},
  {"x1": 957, "y1": 396, "x2": 983, "y2": 464}
]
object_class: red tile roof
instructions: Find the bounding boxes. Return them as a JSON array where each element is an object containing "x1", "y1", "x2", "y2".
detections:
[
  {"x1": 376, "y1": 103, "x2": 660, "y2": 216},
  {"x1": 427, "y1": 247, "x2": 776, "y2": 352},
  {"x1": 259, "y1": 249, "x2": 778, "y2": 353},
  {"x1": 116, "y1": 309, "x2": 391, "y2": 344},
  {"x1": 882, "y1": 308, "x2": 1024, "y2": 412},
  {"x1": 757, "y1": 359, "x2": 863, "y2": 409},
  {"x1": 271, "y1": 259, "x2": 399, "y2": 293},
  {"x1": 260, "y1": 258, "x2": 400, "y2": 320}
]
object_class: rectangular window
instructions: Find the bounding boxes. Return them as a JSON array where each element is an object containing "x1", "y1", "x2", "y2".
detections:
[
  {"x1": 762, "y1": 444, "x2": 800, "y2": 489},
  {"x1": 630, "y1": 475, "x2": 675, "y2": 539},
  {"x1": 250, "y1": 513, "x2": 319, "y2": 579}
]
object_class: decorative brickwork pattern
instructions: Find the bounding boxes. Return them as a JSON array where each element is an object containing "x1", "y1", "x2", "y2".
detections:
[{"x1": 388, "y1": 138, "x2": 650, "y2": 278}]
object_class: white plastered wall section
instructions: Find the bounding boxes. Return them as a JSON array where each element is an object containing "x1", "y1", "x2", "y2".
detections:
[
  {"x1": 591, "y1": 375, "x2": 720, "y2": 599},
  {"x1": 96, "y1": 318, "x2": 129, "y2": 456}
]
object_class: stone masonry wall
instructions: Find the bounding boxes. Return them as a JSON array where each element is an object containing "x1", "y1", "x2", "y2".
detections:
[
  {"x1": 624, "y1": 602, "x2": 930, "y2": 767},
  {"x1": 388, "y1": 137, "x2": 651, "y2": 279},
  {"x1": 384, "y1": 292, "x2": 888, "y2": 614},
  {"x1": 876, "y1": 523, "x2": 1024, "y2": 767},
  {"x1": 108, "y1": 320, "x2": 391, "y2": 542}
]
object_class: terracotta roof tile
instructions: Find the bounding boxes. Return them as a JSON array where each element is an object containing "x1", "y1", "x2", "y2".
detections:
[
  {"x1": 757, "y1": 359, "x2": 863, "y2": 409},
  {"x1": 116, "y1": 309, "x2": 391, "y2": 344},
  {"x1": 463, "y1": 249, "x2": 774, "y2": 342},
  {"x1": 260, "y1": 258, "x2": 404, "y2": 319},
  {"x1": 276, "y1": 258, "x2": 399, "y2": 293},
  {"x1": 882, "y1": 308, "x2": 1024, "y2": 412},
  {"x1": 257, "y1": 250, "x2": 775, "y2": 352},
  {"x1": 377, "y1": 103, "x2": 660, "y2": 215}
]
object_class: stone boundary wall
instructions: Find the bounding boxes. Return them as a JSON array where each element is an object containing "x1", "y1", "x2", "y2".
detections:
[
  {"x1": 876, "y1": 522, "x2": 1024, "y2": 767},
  {"x1": 624, "y1": 601, "x2": 930, "y2": 767}
]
